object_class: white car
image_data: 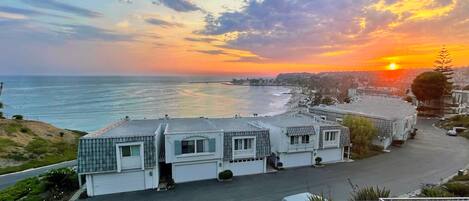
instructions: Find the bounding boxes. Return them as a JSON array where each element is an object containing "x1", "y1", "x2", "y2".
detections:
[
  {"x1": 447, "y1": 129, "x2": 457, "y2": 136},
  {"x1": 282, "y1": 193, "x2": 327, "y2": 201}
]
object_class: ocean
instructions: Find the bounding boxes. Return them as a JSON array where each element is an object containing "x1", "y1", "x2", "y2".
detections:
[{"x1": 0, "y1": 76, "x2": 291, "y2": 132}]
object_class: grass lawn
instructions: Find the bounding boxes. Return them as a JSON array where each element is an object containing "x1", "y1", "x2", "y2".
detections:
[
  {"x1": 437, "y1": 115, "x2": 469, "y2": 130},
  {"x1": 420, "y1": 171, "x2": 469, "y2": 197},
  {"x1": 351, "y1": 145, "x2": 383, "y2": 160},
  {"x1": 0, "y1": 119, "x2": 86, "y2": 175},
  {"x1": 0, "y1": 168, "x2": 79, "y2": 201},
  {"x1": 0, "y1": 138, "x2": 78, "y2": 175}
]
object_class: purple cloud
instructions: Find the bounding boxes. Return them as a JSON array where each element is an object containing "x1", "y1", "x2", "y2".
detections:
[{"x1": 153, "y1": 0, "x2": 200, "y2": 12}]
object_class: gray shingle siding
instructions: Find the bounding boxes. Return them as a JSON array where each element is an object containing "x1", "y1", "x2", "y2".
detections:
[
  {"x1": 286, "y1": 126, "x2": 315, "y2": 136},
  {"x1": 318, "y1": 125, "x2": 350, "y2": 149},
  {"x1": 223, "y1": 130, "x2": 270, "y2": 161},
  {"x1": 78, "y1": 136, "x2": 157, "y2": 174},
  {"x1": 311, "y1": 109, "x2": 393, "y2": 138}
]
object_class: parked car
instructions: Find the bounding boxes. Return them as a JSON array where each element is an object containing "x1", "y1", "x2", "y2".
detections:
[
  {"x1": 282, "y1": 193, "x2": 326, "y2": 201},
  {"x1": 447, "y1": 127, "x2": 467, "y2": 136},
  {"x1": 447, "y1": 129, "x2": 457, "y2": 136}
]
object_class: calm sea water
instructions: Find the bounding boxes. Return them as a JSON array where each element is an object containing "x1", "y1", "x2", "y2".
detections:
[{"x1": 0, "y1": 76, "x2": 290, "y2": 132}]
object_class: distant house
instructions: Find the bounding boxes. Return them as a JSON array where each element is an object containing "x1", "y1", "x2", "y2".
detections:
[
  {"x1": 453, "y1": 90, "x2": 469, "y2": 114},
  {"x1": 309, "y1": 95, "x2": 417, "y2": 149},
  {"x1": 77, "y1": 112, "x2": 350, "y2": 196}
]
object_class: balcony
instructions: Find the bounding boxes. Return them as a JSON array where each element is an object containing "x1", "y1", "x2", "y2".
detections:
[
  {"x1": 233, "y1": 149, "x2": 256, "y2": 159},
  {"x1": 287, "y1": 143, "x2": 315, "y2": 152}
]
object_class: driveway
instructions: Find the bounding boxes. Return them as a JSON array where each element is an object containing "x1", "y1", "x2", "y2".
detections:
[
  {"x1": 88, "y1": 118, "x2": 469, "y2": 201},
  {"x1": 0, "y1": 160, "x2": 76, "y2": 190}
]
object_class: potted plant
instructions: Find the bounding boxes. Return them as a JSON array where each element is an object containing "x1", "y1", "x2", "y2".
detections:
[
  {"x1": 218, "y1": 170, "x2": 233, "y2": 182},
  {"x1": 314, "y1": 157, "x2": 324, "y2": 167}
]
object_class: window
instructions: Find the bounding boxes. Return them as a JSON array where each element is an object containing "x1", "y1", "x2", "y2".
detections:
[
  {"x1": 291, "y1": 135, "x2": 310, "y2": 144},
  {"x1": 181, "y1": 139, "x2": 208, "y2": 154},
  {"x1": 234, "y1": 138, "x2": 253, "y2": 150},
  {"x1": 324, "y1": 131, "x2": 336, "y2": 141},
  {"x1": 301, "y1": 135, "x2": 309, "y2": 144},
  {"x1": 121, "y1": 145, "x2": 140, "y2": 157},
  {"x1": 290, "y1": 136, "x2": 299, "y2": 144}
]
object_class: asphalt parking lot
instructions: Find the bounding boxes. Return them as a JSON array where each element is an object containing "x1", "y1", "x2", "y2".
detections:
[{"x1": 87, "y1": 118, "x2": 469, "y2": 201}]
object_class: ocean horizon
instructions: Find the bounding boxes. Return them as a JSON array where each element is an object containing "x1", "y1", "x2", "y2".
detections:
[{"x1": 0, "y1": 76, "x2": 290, "y2": 132}]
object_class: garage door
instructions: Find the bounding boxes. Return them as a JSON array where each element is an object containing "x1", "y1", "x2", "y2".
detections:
[
  {"x1": 224, "y1": 159, "x2": 264, "y2": 176},
  {"x1": 173, "y1": 162, "x2": 217, "y2": 183},
  {"x1": 317, "y1": 148, "x2": 342, "y2": 163},
  {"x1": 92, "y1": 171, "x2": 145, "y2": 196},
  {"x1": 281, "y1": 152, "x2": 312, "y2": 168}
]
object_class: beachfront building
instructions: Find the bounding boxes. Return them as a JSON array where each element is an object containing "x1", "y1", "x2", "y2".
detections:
[
  {"x1": 255, "y1": 112, "x2": 350, "y2": 168},
  {"x1": 309, "y1": 95, "x2": 417, "y2": 149},
  {"x1": 77, "y1": 112, "x2": 350, "y2": 196},
  {"x1": 453, "y1": 90, "x2": 469, "y2": 114}
]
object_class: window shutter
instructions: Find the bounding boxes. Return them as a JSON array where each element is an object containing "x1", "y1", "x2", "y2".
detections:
[
  {"x1": 174, "y1": 140, "x2": 181, "y2": 155},
  {"x1": 208, "y1": 138, "x2": 216, "y2": 152}
]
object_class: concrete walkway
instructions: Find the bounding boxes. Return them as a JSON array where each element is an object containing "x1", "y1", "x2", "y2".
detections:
[
  {"x1": 0, "y1": 160, "x2": 77, "y2": 190},
  {"x1": 86, "y1": 118, "x2": 469, "y2": 200}
]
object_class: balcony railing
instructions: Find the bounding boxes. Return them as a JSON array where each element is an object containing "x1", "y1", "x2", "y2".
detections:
[{"x1": 288, "y1": 143, "x2": 314, "y2": 152}]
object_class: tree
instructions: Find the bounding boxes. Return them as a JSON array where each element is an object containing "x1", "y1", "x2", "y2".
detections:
[
  {"x1": 411, "y1": 71, "x2": 447, "y2": 102},
  {"x1": 343, "y1": 115, "x2": 377, "y2": 156},
  {"x1": 434, "y1": 46, "x2": 454, "y2": 95}
]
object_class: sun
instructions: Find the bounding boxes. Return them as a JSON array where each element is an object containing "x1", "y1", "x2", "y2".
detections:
[{"x1": 387, "y1": 63, "x2": 399, "y2": 70}]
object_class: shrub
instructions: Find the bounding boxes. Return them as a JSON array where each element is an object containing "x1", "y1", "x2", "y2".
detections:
[
  {"x1": 350, "y1": 186, "x2": 390, "y2": 201},
  {"x1": 7, "y1": 152, "x2": 29, "y2": 161},
  {"x1": 451, "y1": 174, "x2": 469, "y2": 182},
  {"x1": 0, "y1": 138, "x2": 18, "y2": 152},
  {"x1": 12, "y1": 115, "x2": 24, "y2": 120},
  {"x1": 43, "y1": 168, "x2": 79, "y2": 192},
  {"x1": 0, "y1": 177, "x2": 46, "y2": 201},
  {"x1": 343, "y1": 115, "x2": 377, "y2": 156},
  {"x1": 60, "y1": 132, "x2": 65, "y2": 137},
  {"x1": 20, "y1": 127, "x2": 31, "y2": 133},
  {"x1": 315, "y1": 157, "x2": 322, "y2": 165},
  {"x1": 218, "y1": 170, "x2": 233, "y2": 180},
  {"x1": 420, "y1": 186, "x2": 453, "y2": 197},
  {"x1": 25, "y1": 138, "x2": 49, "y2": 155},
  {"x1": 444, "y1": 182, "x2": 469, "y2": 197}
]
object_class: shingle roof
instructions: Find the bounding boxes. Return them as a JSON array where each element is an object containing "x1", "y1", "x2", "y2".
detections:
[
  {"x1": 312, "y1": 95, "x2": 416, "y2": 120},
  {"x1": 286, "y1": 126, "x2": 316, "y2": 136}
]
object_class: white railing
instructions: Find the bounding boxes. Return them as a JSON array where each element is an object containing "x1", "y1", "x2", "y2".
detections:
[{"x1": 288, "y1": 143, "x2": 314, "y2": 152}]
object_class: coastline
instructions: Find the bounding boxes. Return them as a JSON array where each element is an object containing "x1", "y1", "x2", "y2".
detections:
[{"x1": 284, "y1": 86, "x2": 307, "y2": 113}]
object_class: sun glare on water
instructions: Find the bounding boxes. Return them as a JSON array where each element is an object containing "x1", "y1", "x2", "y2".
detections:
[{"x1": 387, "y1": 63, "x2": 399, "y2": 70}]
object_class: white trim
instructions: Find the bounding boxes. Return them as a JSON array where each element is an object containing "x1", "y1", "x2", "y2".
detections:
[
  {"x1": 232, "y1": 136, "x2": 256, "y2": 160},
  {"x1": 322, "y1": 129, "x2": 341, "y2": 148},
  {"x1": 116, "y1": 142, "x2": 145, "y2": 172}
]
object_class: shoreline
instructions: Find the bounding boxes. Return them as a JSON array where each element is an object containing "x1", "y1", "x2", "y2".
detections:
[{"x1": 284, "y1": 86, "x2": 308, "y2": 113}]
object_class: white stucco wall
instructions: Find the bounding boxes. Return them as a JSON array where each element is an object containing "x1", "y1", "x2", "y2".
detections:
[
  {"x1": 164, "y1": 131, "x2": 223, "y2": 164},
  {"x1": 223, "y1": 158, "x2": 266, "y2": 176}
]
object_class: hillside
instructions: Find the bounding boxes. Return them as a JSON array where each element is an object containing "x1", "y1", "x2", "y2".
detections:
[{"x1": 0, "y1": 119, "x2": 85, "y2": 175}]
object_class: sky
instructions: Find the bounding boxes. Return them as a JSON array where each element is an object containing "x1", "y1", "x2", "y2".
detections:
[{"x1": 0, "y1": 0, "x2": 468, "y2": 76}]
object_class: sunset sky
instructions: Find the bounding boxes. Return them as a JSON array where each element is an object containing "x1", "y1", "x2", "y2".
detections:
[{"x1": 1, "y1": 0, "x2": 468, "y2": 76}]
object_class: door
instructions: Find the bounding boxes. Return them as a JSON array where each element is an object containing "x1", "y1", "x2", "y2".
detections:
[
  {"x1": 281, "y1": 152, "x2": 312, "y2": 168},
  {"x1": 92, "y1": 171, "x2": 145, "y2": 196},
  {"x1": 173, "y1": 162, "x2": 217, "y2": 183},
  {"x1": 317, "y1": 148, "x2": 342, "y2": 163}
]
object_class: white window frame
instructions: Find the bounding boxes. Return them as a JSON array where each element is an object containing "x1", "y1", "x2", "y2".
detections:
[
  {"x1": 181, "y1": 138, "x2": 209, "y2": 155},
  {"x1": 232, "y1": 136, "x2": 256, "y2": 160},
  {"x1": 336, "y1": 118, "x2": 343, "y2": 123},
  {"x1": 322, "y1": 130, "x2": 340, "y2": 148},
  {"x1": 301, "y1": 135, "x2": 310, "y2": 144},
  {"x1": 116, "y1": 142, "x2": 144, "y2": 172}
]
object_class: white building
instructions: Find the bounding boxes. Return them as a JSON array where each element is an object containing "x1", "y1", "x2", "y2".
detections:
[
  {"x1": 78, "y1": 112, "x2": 350, "y2": 196},
  {"x1": 453, "y1": 90, "x2": 469, "y2": 114},
  {"x1": 310, "y1": 95, "x2": 417, "y2": 149}
]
